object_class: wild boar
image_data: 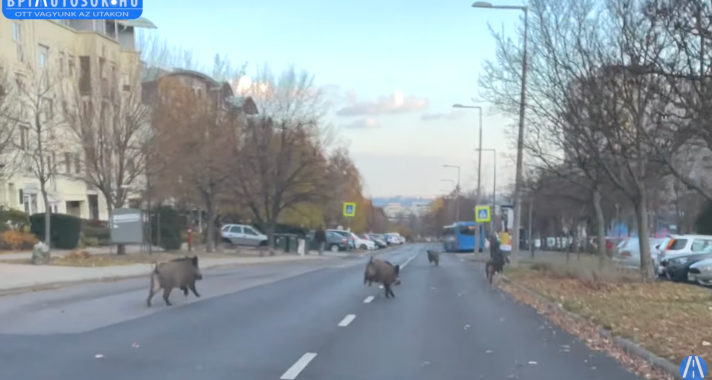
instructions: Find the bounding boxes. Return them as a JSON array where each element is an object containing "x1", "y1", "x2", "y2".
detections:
[
  {"x1": 364, "y1": 256, "x2": 401, "y2": 298},
  {"x1": 147, "y1": 255, "x2": 203, "y2": 307},
  {"x1": 426, "y1": 250, "x2": 440, "y2": 266}
]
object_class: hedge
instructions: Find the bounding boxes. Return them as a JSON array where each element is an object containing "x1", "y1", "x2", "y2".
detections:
[
  {"x1": 30, "y1": 213, "x2": 82, "y2": 249},
  {"x1": 150, "y1": 206, "x2": 182, "y2": 251}
]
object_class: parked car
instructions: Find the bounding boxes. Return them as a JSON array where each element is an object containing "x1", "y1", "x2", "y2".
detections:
[
  {"x1": 660, "y1": 247, "x2": 712, "y2": 282},
  {"x1": 220, "y1": 224, "x2": 268, "y2": 247},
  {"x1": 351, "y1": 233, "x2": 376, "y2": 250},
  {"x1": 328, "y1": 229, "x2": 356, "y2": 249},
  {"x1": 658, "y1": 234, "x2": 712, "y2": 265},
  {"x1": 366, "y1": 233, "x2": 387, "y2": 249},
  {"x1": 384, "y1": 233, "x2": 402, "y2": 245},
  {"x1": 687, "y1": 258, "x2": 712, "y2": 286},
  {"x1": 307, "y1": 230, "x2": 351, "y2": 252},
  {"x1": 612, "y1": 237, "x2": 666, "y2": 272}
]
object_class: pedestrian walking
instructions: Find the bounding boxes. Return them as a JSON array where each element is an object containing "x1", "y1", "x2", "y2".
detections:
[{"x1": 315, "y1": 225, "x2": 327, "y2": 256}]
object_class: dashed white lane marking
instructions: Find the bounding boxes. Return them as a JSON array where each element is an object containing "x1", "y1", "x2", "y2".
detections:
[
  {"x1": 401, "y1": 253, "x2": 418, "y2": 269},
  {"x1": 338, "y1": 314, "x2": 356, "y2": 327},
  {"x1": 364, "y1": 296, "x2": 374, "y2": 303},
  {"x1": 280, "y1": 352, "x2": 317, "y2": 380}
]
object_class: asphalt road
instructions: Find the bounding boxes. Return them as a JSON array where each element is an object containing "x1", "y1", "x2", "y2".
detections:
[{"x1": 0, "y1": 244, "x2": 642, "y2": 380}]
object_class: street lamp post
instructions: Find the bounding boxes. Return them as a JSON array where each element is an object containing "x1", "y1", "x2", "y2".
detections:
[
  {"x1": 441, "y1": 172, "x2": 459, "y2": 222},
  {"x1": 453, "y1": 103, "x2": 483, "y2": 252},
  {"x1": 472, "y1": 1, "x2": 529, "y2": 265},
  {"x1": 476, "y1": 148, "x2": 496, "y2": 229}
]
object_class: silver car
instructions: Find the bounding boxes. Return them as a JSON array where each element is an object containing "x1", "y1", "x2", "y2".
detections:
[
  {"x1": 687, "y1": 258, "x2": 712, "y2": 286},
  {"x1": 220, "y1": 224, "x2": 268, "y2": 247}
]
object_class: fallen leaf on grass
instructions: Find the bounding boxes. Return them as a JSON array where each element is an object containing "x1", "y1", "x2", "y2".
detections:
[{"x1": 498, "y1": 280, "x2": 676, "y2": 380}]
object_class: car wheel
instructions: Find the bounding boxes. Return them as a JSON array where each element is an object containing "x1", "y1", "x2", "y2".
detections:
[
  {"x1": 359, "y1": 244, "x2": 367, "y2": 250},
  {"x1": 330, "y1": 244, "x2": 340, "y2": 252}
]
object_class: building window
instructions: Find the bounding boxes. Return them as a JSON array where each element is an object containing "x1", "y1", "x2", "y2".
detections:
[
  {"x1": 64, "y1": 152, "x2": 71, "y2": 173},
  {"x1": 19, "y1": 125, "x2": 29, "y2": 150},
  {"x1": 59, "y1": 52, "x2": 65, "y2": 74},
  {"x1": 68, "y1": 54, "x2": 75, "y2": 76},
  {"x1": 13, "y1": 22, "x2": 24, "y2": 63},
  {"x1": 122, "y1": 73, "x2": 130, "y2": 91},
  {"x1": 38, "y1": 45, "x2": 49, "y2": 69},
  {"x1": 74, "y1": 153, "x2": 81, "y2": 174}
]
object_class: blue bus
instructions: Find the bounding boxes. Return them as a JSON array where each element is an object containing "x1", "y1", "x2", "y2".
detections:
[{"x1": 442, "y1": 222, "x2": 487, "y2": 253}]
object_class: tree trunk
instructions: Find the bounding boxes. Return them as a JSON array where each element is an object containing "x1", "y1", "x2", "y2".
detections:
[
  {"x1": 634, "y1": 190, "x2": 655, "y2": 281},
  {"x1": 592, "y1": 189, "x2": 606, "y2": 268},
  {"x1": 204, "y1": 198, "x2": 216, "y2": 252},
  {"x1": 41, "y1": 188, "x2": 51, "y2": 250},
  {"x1": 266, "y1": 222, "x2": 276, "y2": 256}
]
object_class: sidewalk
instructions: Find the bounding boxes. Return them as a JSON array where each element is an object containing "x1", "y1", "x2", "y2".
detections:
[
  {"x1": 0, "y1": 245, "x2": 163, "y2": 260},
  {"x1": 0, "y1": 254, "x2": 333, "y2": 292}
]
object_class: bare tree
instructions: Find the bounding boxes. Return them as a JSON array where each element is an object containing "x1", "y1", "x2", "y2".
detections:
[
  {"x1": 231, "y1": 66, "x2": 331, "y2": 248},
  {"x1": 640, "y1": 0, "x2": 712, "y2": 201},
  {"x1": 479, "y1": 0, "x2": 678, "y2": 279},
  {"x1": 13, "y1": 63, "x2": 66, "y2": 249},
  {"x1": 60, "y1": 55, "x2": 151, "y2": 254},
  {"x1": 150, "y1": 74, "x2": 241, "y2": 252}
]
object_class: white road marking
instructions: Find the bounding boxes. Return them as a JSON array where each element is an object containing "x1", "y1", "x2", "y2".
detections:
[
  {"x1": 280, "y1": 353, "x2": 317, "y2": 380},
  {"x1": 364, "y1": 296, "x2": 374, "y2": 303},
  {"x1": 401, "y1": 253, "x2": 417, "y2": 268},
  {"x1": 338, "y1": 314, "x2": 356, "y2": 327}
]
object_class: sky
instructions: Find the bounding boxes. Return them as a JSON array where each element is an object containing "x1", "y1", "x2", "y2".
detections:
[{"x1": 141, "y1": 0, "x2": 526, "y2": 198}]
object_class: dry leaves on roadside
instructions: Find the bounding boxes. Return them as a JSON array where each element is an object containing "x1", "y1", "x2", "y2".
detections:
[
  {"x1": 499, "y1": 281, "x2": 676, "y2": 380},
  {"x1": 504, "y1": 267, "x2": 712, "y2": 366}
]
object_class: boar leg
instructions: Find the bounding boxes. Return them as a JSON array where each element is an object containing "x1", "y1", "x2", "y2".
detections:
[
  {"x1": 181, "y1": 287, "x2": 189, "y2": 297},
  {"x1": 163, "y1": 288, "x2": 173, "y2": 306},
  {"x1": 147, "y1": 274, "x2": 160, "y2": 307},
  {"x1": 189, "y1": 282, "x2": 201, "y2": 298}
]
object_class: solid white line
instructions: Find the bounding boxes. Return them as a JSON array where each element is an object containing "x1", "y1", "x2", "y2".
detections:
[
  {"x1": 280, "y1": 352, "x2": 317, "y2": 380},
  {"x1": 363, "y1": 296, "x2": 374, "y2": 303},
  {"x1": 338, "y1": 314, "x2": 356, "y2": 327}
]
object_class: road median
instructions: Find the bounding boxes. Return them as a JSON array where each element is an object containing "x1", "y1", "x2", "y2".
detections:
[{"x1": 494, "y1": 254, "x2": 711, "y2": 380}]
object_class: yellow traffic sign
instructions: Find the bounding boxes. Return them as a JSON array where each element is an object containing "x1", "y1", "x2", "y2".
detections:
[
  {"x1": 343, "y1": 202, "x2": 356, "y2": 217},
  {"x1": 475, "y1": 206, "x2": 491, "y2": 222}
]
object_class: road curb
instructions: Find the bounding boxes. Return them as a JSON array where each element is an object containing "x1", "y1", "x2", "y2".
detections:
[
  {"x1": 498, "y1": 274, "x2": 680, "y2": 378},
  {"x1": 0, "y1": 255, "x2": 336, "y2": 297}
]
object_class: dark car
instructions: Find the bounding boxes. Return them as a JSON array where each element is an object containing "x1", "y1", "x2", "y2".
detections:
[
  {"x1": 308, "y1": 230, "x2": 351, "y2": 252},
  {"x1": 367, "y1": 234, "x2": 387, "y2": 249},
  {"x1": 328, "y1": 229, "x2": 356, "y2": 249},
  {"x1": 660, "y1": 250, "x2": 712, "y2": 282}
]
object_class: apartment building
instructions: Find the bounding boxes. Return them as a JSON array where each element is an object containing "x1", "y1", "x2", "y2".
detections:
[{"x1": 0, "y1": 18, "x2": 156, "y2": 221}]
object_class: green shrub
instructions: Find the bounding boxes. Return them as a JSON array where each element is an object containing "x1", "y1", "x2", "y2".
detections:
[
  {"x1": 30, "y1": 213, "x2": 82, "y2": 249},
  {"x1": 150, "y1": 206, "x2": 182, "y2": 251},
  {"x1": 0, "y1": 207, "x2": 31, "y2": 232},
  {"x1": 83, "y1": 225, "x2": 111, "y2": 241}
]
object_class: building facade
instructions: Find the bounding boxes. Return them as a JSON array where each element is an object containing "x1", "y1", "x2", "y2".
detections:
[{"x1": 0, "y1": 18, "x2": 156, "y2": 221}]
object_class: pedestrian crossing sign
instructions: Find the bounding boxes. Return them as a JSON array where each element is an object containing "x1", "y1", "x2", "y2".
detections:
[
  {"x1": 475, "y1": 206, "x2": 491, "y2": 223},
  {"x1": 343, "y1": 202, "x2": 356, "y2": 217}
]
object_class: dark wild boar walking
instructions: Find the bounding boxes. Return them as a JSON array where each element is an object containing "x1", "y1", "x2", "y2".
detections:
[
  {"x1": 147, "y1": 256, "x2": 203, "y2": 307},
  {"x1": 426, "y1": 250, "x2": 440, "y2": 266},
  {"x1": 364, "y1": 256, "x2": 401, "y2": 298}
]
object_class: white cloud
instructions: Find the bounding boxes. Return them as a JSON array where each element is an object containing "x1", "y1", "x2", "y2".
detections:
[
  {"x1": 420, "y1": 110, "x2": 464, "y2": 121},
  {"x1": 336, "y1": 91, "x2": 428, "y2": 116},
  {"x1": 344, "y1": 118, "x2": 380, "y2": 130}
]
